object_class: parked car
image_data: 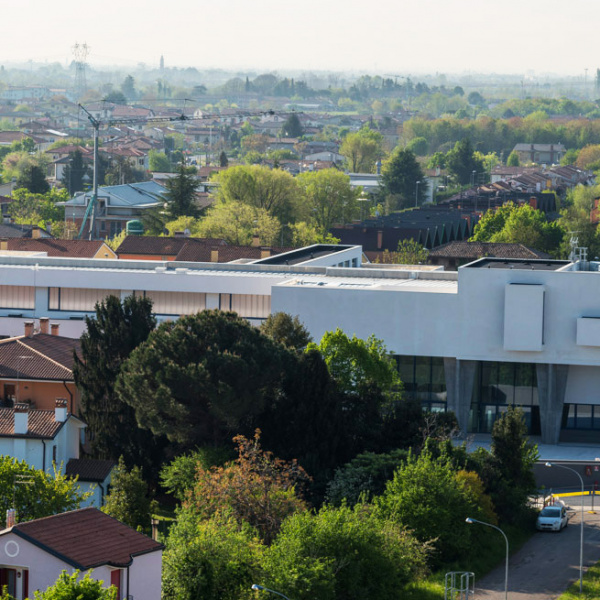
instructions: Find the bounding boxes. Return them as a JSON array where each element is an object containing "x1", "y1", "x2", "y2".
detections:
[{"x1": 536, "y1": 503, "x2": 569, "y2": 532}]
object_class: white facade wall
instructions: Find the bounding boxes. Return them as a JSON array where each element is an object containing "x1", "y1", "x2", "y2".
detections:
[{"x1": 128, "y1": 550, "x2": 163, "y2": 600}]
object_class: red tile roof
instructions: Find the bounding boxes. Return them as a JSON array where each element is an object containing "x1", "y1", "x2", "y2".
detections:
[
  {"x1": 116, "y1": 235, "x2": 226, "y2": 257},
  {"x1": 10, "y1": 508, "x2": 162, "y2": 568},
  {"x1": 0, "y1": 408, "x2": 70, "y2": 439},
  {"x1": 428, "y1": 241, "x2": 551, "y2": 260},
  {"x1": 0, "y1": 334, "x2": 80, "y2": 381},
  {"x1": 6, "y1": 239, "x2": 112, "y2": 258}
]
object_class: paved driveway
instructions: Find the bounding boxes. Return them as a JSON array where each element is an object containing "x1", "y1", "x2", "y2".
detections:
[{"x1": 474, "y1": 498, "x2": 600, "y2": 600}]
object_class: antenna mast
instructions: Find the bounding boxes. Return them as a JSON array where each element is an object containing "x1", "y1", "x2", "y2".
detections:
[{"x1": 72, "y1": 42, "x2": 90, "y2": 101}]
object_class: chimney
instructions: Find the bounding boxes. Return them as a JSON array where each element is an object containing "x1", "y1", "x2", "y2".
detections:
[
  {"x1": 14, "y1": 403, "x2": 29, "y2": 435},
  {"x1": 6, "y1": 509, "x2": 16, "y2": 528},
  {"x1": 39, "y1": 317, "x2": 49, "y2": 335},
  {"x1": 0, "y1": 241, "x2": 6, "y2": 251},
  {"x1": 54, "y1": 398, "x2": 68, "y2": 423},
  {"x1": 24, "y1": 321, "x2": 34, "y2": 338},
  {"x1": 50, "y1": 323, "x2": 60, "y2": 336},
  {"x1": 32, "y1": 228, "x2": 42, "y2": 239},
  {"x1": 260, "y1": 246, "x2": 271, "y2": 259},
  {"x1": 251, "y1": 234, "x2": 260, "y2": 247},
  {"x1": 210, "y1": 247, "x2": 219, "y2": 262}
]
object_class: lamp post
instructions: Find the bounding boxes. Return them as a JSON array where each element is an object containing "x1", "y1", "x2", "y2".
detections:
[
  {"x1": 471, "y1": 170, "x2": 477, "y2": 187},
  {"x1": 546, "y1": 462, "x2": 584, "y2": 593},
  {"x1": 466, "y1": 517, "x2": 509, "y2": 600},
  {"x1": 252, "y1": 584, "x2": 291, "y2": 600},
  {"x1": 415, "y1": 180, "x2": 421, "y2": 208}
]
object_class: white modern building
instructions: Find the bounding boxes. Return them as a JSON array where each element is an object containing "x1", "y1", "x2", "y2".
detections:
[{"x1": 0, "y1": 248, "x2": 600, "y2": 446}]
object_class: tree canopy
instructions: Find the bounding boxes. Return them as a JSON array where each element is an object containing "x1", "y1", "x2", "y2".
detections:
[
  {"x1": 164, "y1": 160, "x2": 201, "y2": 218},
  {"x1": 380, "y1": 147, "x2": 426, "y2": 209},
  {"x1": 340, "y1": 128, "x2": 384, "y2": 173}
]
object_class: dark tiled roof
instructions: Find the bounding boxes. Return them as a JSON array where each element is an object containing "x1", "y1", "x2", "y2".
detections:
[
  {"x1": 0, "y1": 334, "x2": 80, "y2": 381},
  {"x1": 0, "y1": 224, "x2": 52, "y2": 240},
  {"x1": 11, "y1": 508, "x2": 163, "y2": 568},
  {"x1": 7, "y1": 239, "x2": 112, "y2": 258},
  {"x1": 0, "y1": 408, "x2": 66, "y2": 439},
  {"x1": 175, "y1": 241, "x2": 291, "y2": 263},
  {"x1": 428, "y1": 241, "x2": 551, "y2": 260},
  {"x1": 116, "y1": 235, "x2": 226, "y2": 257},
  {"x1": 65, "y1": 459, "x2": 115, "y2": 482}
]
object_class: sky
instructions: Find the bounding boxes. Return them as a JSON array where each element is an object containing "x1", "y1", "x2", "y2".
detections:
[{"x1": 0, "y1": 0, "x2": 597, "y2": 76}]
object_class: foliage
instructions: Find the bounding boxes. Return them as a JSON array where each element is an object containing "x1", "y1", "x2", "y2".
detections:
[
  {"x1": 555, "y1": 561, "x2": 600, "y2": 600},
  {"x1": 558, "y1": 185, "x2": 600, "y2": 258},
  {"x1": 296, "y1": 169, "x2": 360, "y2": 234},
  {"x1": 289, "y1": 221, "x2": 340, "y2": 246},
  {"x1": 160, "y1": 447, "x2": 234, "y2": 502},
  {"x1": 73, "y1": 294, "x2": 161, "y2": 476},
  {"x1": 162, "y1": 510, "x2": 261, "y2": 600},
  {"x1": 325, "y1": 449, "x2": 408, "y2": 506},
  {"x1": 104, "y1": 155, "x2": 147, "y2": 186},
  {"x1": 148, "y1": 149, "x2": 171, "y2": 173},
  {"x1": 445, "y1": 138, "x2": 484, "y2": 185},
  {"x1": 262, "y1": 503, "x2": 429, "y2": 600},
  {"x1": 196, "y1": 200, "x2": 281, "y2": 246},
  {"x1": 212, "y1": 165, "x2": 302, "y2": 225},
  {"x1": 374, "y1": 239, "x2": 429, "y2": 264},
  {"x1": 406, "y1": 136, "x2": 428, "y2": 156},
  {"x1": 380, "y1": 147, "x2": 426, "y2": 210},
  {"x1": 506, "y1": 150, "x2": 520, "y2": 166},
  {"x1": 376, "y1": 450, "x2": 495, "y2": 567},
  {"x1": 339, "y1": 127, "x2": 384, "y2": 173},
  {"x1": 219, "y1": 151, "x2": 228, "y2": 167},
  {"x1": 260, "y1": 312, "x2": 312, "y2": 350},
  {"x1": 281, "y1": 113, "x2": 304, "y2": 138},
  {"x1": 7, "y1": 188, "x2": 66, "y2": 227},
  {"x1": 471, "y1": 202, "x2": 564, "y2": 254},
  {"x1": 16, "y1": 163, "x2": 50, "y2": 194},
  {"x1": 102, "y1": 457, "x2": 155, "y2": 531},
  {"x1": 33, "y1": 571, "x2": 116, "y2": 600},
  {"x1": 104, "y1": 229, "x2": 127, "y2": 251},
  {"x1": 163, "y1": 215, "x2": 202, "y2": 237},
  {"x1": 164, "y1": 160, "x2": 201, "y2": 218},
  {"x1": 116, "y1": 310, "x2": 290, "y2": 450},
  {"x1": 0, "y1": 457, "x2": 88, "y2": 524},
  {"x1": 307, "y1": 329, "x2": 401, "y2": 399},
  {"x1": 61, "y1": 150, "x2": 90, "y2": 195},
  {"x1": 185, "y1": 431, "x2": 309, "y2": 544}
]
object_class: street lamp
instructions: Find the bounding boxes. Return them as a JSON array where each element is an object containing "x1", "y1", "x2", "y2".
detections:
[
  {"x1": 415, "y1": 180, "x2": 421, "y2": 208},
  {"x1": 471, "y1": 170, "x2": 477, "y2": 187},
  {"x1": 252, "y1": 584, "x2": 291, "y2": 600},
  {"x1": 466, "y1": 517, "x2": 509, "y2": 600},
  {"x1": 545, "y1": 462, "x2": 584, "y2": 593}
]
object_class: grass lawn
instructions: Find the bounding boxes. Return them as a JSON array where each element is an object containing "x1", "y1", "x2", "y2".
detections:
[{"x1": 556, "y1": 562, "x2": 600, "y2": 600}]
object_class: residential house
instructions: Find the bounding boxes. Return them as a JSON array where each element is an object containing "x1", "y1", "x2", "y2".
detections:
[
  {"x1": 6, "y1": 239, "x2": 117, "y2": 260},
  {"x1": 0, "y1": 225, "x2": 52, "y2": 244},
  {"x1": 512, "y1": 143, "x2": 566, "y2": 165},
  {"x1": 0, "y1": 508, "x2": 162, "y2": 600}
]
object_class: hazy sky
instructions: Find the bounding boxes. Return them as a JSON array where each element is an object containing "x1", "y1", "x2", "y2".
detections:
[{"x1": 1, "y1": 0, "x2": 596, "y2": 76}]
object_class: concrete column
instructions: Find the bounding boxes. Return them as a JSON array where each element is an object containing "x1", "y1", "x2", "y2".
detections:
[
  {"x1": 444, "y1": 357, "x2": 477, "y2": 437},
  {"x1": 536, "y1": 363, "x2": 569, "y2": 445},
  {"x1": 34, "y1": 287, "x2": 49, "y2": 316},
  {"x1": 205, "y1": 293, "x2": 219, "y2": 310}
]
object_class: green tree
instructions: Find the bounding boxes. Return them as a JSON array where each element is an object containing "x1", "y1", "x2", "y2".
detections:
[
  {"x1": 103, "y1": 90, "x2": 127, "y2": 105},
  {"x1": 116, "y1": 310, "x2": 290, "y2": 450},
  {"x1": 260, "y1": 312, "x2": 312, "y2": 350},
  {"x1": 8, "y1": 188, "x2": 66, "y2": 228},
  {"x1": 61, "y1": 150, "x2": 89, "y2": 195},
  {"x1": 219, "y1": 151, "x2": 228, "y2": 167},
  {"x1": 34, "y1": 571, "x2": 116, "y2": 600},
  {"x1": 262, "y1": 503, "x2": 429, "y2": 600},
  {"x1": 148, "y1": 149, "x2": 171, "y2": 173},
  {"x1": 162, "y1": 511, "x2": 262, "y2": 600},
  {"x1": 196, "y1": 200, "x2": 281, "y2": 246},
  {"x1": 506, "y1": 150, "x2": 520, "y2": 166},
  {"x1": 308, "y1": 329, "x2": 400, "y2": 399},
  {"x1": 289, "y1": 221, "x2": 340, "y2": 246},
  {"x1": 102, "y1": 457, "x2": 154, "y2": 531},
  {"x1": 446, "y1": 139, "x2": 484, "y2": 185},
  {"x1": 281, "y1": 113, "x2": 304, "y2": 138},
  {"x1": 296, "y1": 169, "x2": 360, "y2": 234},
  {"x1": 0, "y1": 457, "x2": 88, "y2": 524},
  {"x1": 212, "y1": 165, "x2": 302, "y2": 225},
  {"x1": 16, "y1": 164, "x2": 49, "y2": 194},
  {"x1": 121, "y1": 75, "x2": 137, "y2": 101},
  {"x1": 374, "y1": 239, "x2": 429, "y2": 264},
  {"x1": 340, "y1": 128, "x2": 384, "y2": 173},
  {"x1": 380, "y1": 147, "x2": 427, "y2": 210},
  {"x1": 164, "y1": 160, "x2": 201, "y2": 218},
  {"x1": 406, "y1": 136, "x2": 428, "y2": 156},
  {"x1": 72, "y1": 295, "x2": 161, "y2": 475}
]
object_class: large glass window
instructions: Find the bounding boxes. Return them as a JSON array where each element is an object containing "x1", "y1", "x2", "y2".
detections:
[{"x1": 393, "y1": 355, "x2": 447, "y2": 409}]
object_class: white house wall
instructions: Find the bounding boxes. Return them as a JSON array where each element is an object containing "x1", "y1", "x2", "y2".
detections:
[{"x1": 127, "y1": 550, "x2": 162, "y2": 600}]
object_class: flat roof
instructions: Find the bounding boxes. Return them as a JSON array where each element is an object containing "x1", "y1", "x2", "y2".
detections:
[
  {"x1": 253, "y1": 244, "x2": 355, "y2": 266},
  {"x1": 465, "y1": 258, "x2": 571, "y2": 271}
]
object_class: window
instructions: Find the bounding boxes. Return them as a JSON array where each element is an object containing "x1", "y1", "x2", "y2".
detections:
[
  {"x1": 230, "y1": 294, "x2": 271, "y2": 319},
  {"x1": 0, "y1": 286, "x2": 34, "y2": 309},
  {"x1": 145, "y1": 291, "x2": 206, "y2": 315},
  {"x1": 49, "y1": 288, "x2": 120, "y2": 311}
]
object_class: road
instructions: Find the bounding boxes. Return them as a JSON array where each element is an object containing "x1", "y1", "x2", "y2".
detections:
[{"x1": 475, "y1": 497, "x2": 600, "y2": 600}]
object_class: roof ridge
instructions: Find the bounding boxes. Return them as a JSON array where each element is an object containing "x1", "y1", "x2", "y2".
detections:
[{"x1": 16, "y1": 339, "x2": 72, "y2": 375}]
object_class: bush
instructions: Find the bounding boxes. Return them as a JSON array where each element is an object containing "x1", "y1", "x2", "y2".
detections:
[{"x1": 262, "y1": 503, "x2": 429, "y2": 600}]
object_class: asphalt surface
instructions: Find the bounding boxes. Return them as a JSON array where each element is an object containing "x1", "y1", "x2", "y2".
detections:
[{"x1": 473, "y1": 497, "x2": 600, "y2": 600}]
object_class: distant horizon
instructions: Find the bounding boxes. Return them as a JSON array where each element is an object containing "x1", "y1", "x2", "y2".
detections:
[{"x1": 1, "y1": 0, "x2": 597, "y2": 80}]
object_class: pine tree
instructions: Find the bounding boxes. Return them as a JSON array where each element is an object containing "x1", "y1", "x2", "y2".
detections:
[
  {"x1": 16, "y1": 164, "x2": 49, "y2": 194},
  {"x1": 163, "y1": 159, "x2": 201, "y2": 218},
  {"x1": 61, "y1": 150, "x2": 89, "y2": 195}
]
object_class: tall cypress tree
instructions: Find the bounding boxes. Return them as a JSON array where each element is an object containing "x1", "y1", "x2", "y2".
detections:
[
  {"x1": 163, "y1": 159, "x2": 200, "y2": 218},
  {"x1": 73, "y1": 295, "x2": 163, "y2": 478}
]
